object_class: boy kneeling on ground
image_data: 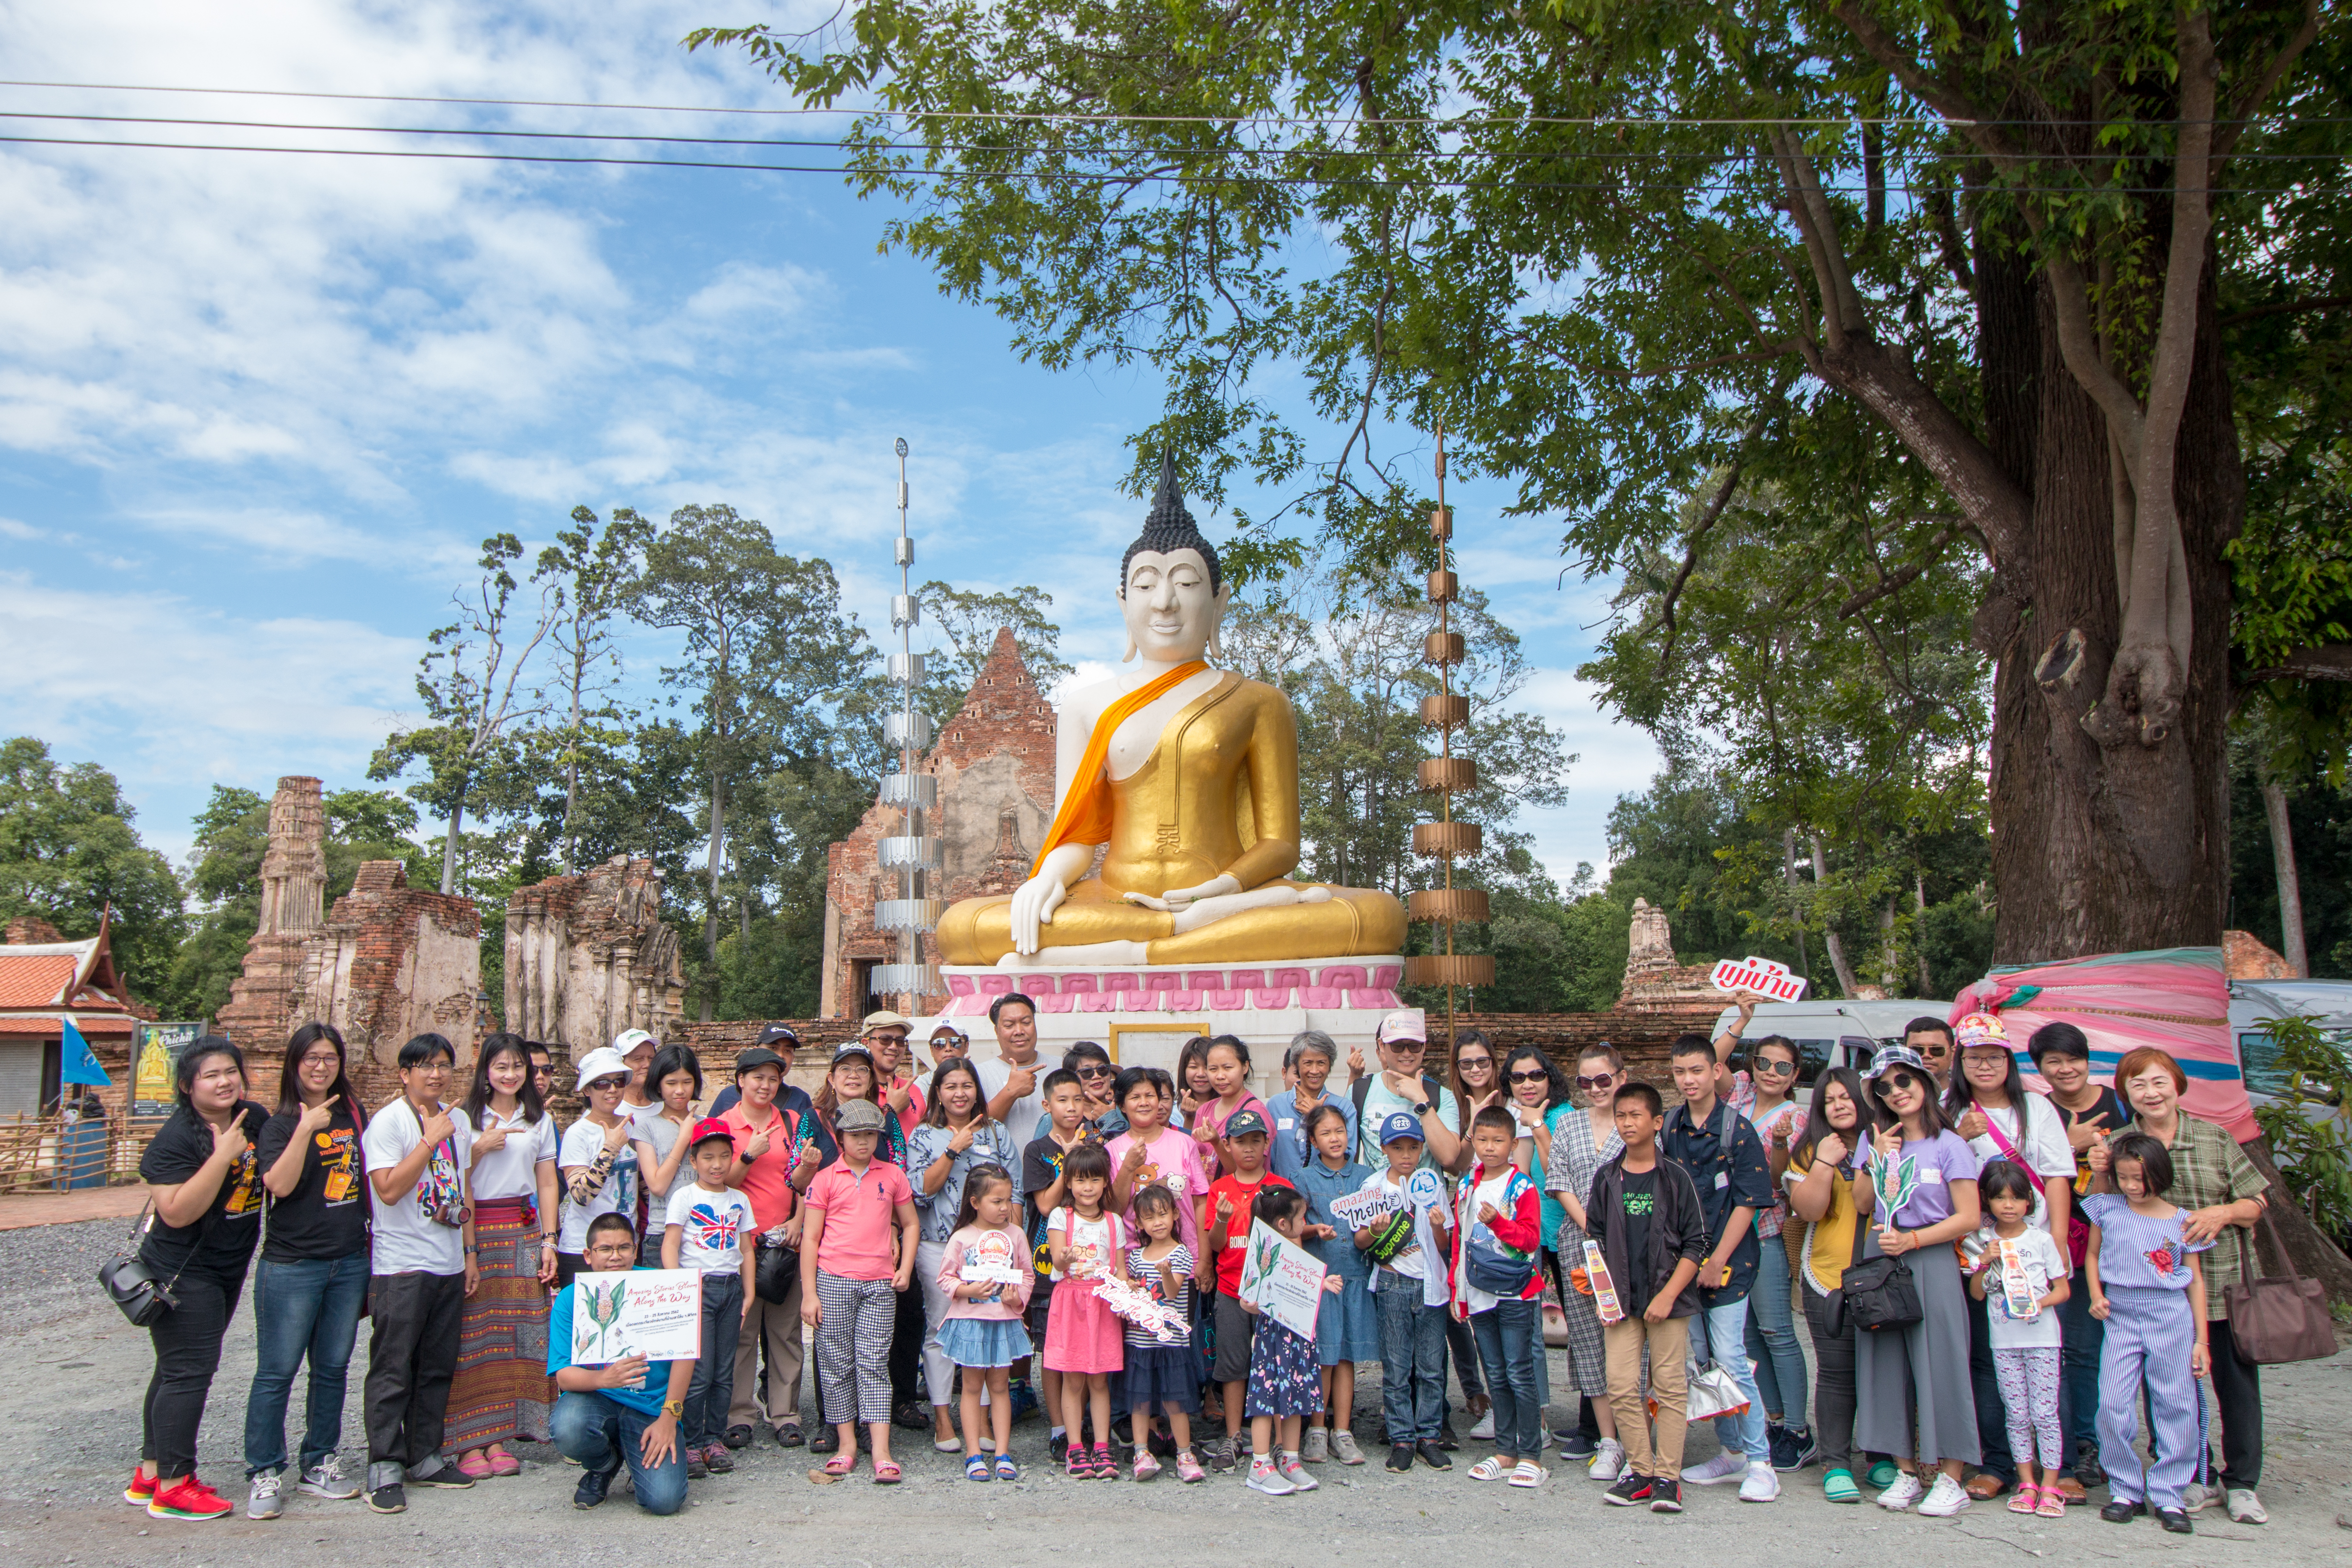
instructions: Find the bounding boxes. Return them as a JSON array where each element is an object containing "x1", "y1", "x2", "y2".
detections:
[{"x1": 549, "y1": 1212, "x2": 695, "y2": 1512}]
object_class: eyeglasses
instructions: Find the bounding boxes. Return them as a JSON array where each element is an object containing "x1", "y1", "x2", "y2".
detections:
[
  {"x1": 1457, "y1": 1057, "x2": 1492, "y2": 1072},
  {"x1": 1752, "y1": 1058, "x2": 1798, "y2": 1076},
  {"x1": 1075, "y1": 1065, "x2": 1112, "y2": 1079},
  {"x1": 585, "y1": 1076, "x2": 626, "y2": 1093},
  {"x1": 584, "y1": 1244, "x2": 636, "y2": 1261},
  {"x1": 1386, "y1": 1041, "x2": 1428, "y2": 1053},
  {"x1": 1508, "y1": 1069, "x2": 1549, "y2": 1085},
  {"x1": 1574, "y1": 1073, "x2": 1618, "y2": 1092}
]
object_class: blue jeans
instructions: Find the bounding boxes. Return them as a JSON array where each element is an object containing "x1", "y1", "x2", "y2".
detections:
[
  {"x1": 550, "y1": 1392, "x2": 688, "y2": 1515},
  {"x1": 1375, "y1": 1278, "x2": 1445, "y2": 1444},
  {"x1": 1691, "y1": 1291, "x2": 1768, "y2": 1463},
  {"x1": 1743, "y1": 1237, "x2": 1808, "y2": 1430},
  {"x1": 1469, "y1": 1299, "x2": 1544, "y2": 1460},
  {"x1": 243, "y1": 1252, "x2": 369, "y2": 1477},
  {"x1": 2055, "y1": 1283, "x2": 2103, "y2": 1475}
]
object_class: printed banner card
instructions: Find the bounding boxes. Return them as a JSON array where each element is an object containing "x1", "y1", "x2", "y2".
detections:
[
  {"x1": 1710, "y1": 955, "x2": 1808, "y2": 1002},
  {"x1": 1238, "y1": 1218, "x2": 1329, "y2": 1341},
  {"x1": 571, "y1": 1269, "x2": 702, "y2": 1366},
  {"x1": 957, "y1": 1229, "x2": 1029, "y2": 1286},
  {"x1": 1327, "y1": 1183, "x2": 1404, "y2": 1232}
]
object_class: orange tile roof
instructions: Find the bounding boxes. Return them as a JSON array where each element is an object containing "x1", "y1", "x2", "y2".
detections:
[{"x1": 0, "y1": 954, "x2": 76, "y2": 1008}]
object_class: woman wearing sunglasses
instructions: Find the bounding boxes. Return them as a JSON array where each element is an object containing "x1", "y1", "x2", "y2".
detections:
[
  {"x1": 1541, "y1": 1043, "x2": 1628, "y2": 1480},
  {"x1": 1732, "y1": 1036, "x2": 1814, "y2": 1473}
]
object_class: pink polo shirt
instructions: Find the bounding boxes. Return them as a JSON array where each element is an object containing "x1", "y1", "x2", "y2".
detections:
[{"x1": 805, "y1": 1157, "x2": 914, "y2": 1281}]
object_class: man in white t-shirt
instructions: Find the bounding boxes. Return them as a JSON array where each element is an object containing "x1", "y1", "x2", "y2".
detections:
[
  {"x1": 359, "y1": 1033, "x2": 478, "y2": 1514},
  {"x1": 974, "y1": 993, "x2": 1048, "y2": 1137}
]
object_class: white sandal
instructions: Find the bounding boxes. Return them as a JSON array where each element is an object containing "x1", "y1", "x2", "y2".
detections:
[
  {"x1": 1468, "y1": 1456, "x2": 1507, "y2": 1481},
  {"x1": 1509, "y1": 1460, "x2": 1545, "y2": 1488}
]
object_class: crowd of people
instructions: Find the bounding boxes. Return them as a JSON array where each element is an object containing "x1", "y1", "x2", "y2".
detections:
[{"x1": 118, "y1": 993, "x2": 2280, "y2": 1531}]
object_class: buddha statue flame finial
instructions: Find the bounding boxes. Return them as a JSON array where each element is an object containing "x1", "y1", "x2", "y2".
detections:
[{"x1": 1121, "y1": 451, "x2": 1223, "y2": 597}]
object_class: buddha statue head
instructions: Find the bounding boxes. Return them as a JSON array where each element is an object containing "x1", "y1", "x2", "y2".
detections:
[{"x1": 1119, "y1": 455, "x2": 1231, "y2": 664}]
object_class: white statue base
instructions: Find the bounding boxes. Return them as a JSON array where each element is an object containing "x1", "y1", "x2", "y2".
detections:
[{"x1": 928, "y1": 959, "x2": 1408, "y2": 1099}]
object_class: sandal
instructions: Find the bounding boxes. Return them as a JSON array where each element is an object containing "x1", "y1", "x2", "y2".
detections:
[
  {"x1": 2009, "y1": 1484, "x2": 2041, "y2": 1515},
  {"x1": 487, "y1": 1448, "x2": 522, "y2": 1477},
  {"x1": 965, "y1": 1455, "x2": 993, "y2": 1482},
  {"x1": 455, "y1": 1452, "x2": 495, "y2": 1481},
  {"x1": 873, "y1": 1461, "x2": 902, "y2": 1485},
  {"x1": 1508, "y1": 1460, "x2": 1544, "y2": 1489},
  {"x1": 995, "y1": 1455, "x2": 1020, "y2": 1481},
  {"x1": 1467, "y1": 1456, "x2": 1507, "y2": 1481},
  {"x1": 821, "y1": 1454, "x2": 857, "y2": 1477},
  {"x1": 2036, "y1": 1485, "x2": 2068, "y2": 1520}
]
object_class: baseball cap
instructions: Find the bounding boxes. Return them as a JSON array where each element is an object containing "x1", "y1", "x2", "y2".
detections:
[
  {"x1": 1223, "y1": 1108, "x2": 1269, "y2": 1139},
  {"x1": 687, "y1": 1116, "x2": 736, "y2": 1151},
  {"x1": 861, "y1": 1010, "x2": 912, "y2": 1036},
  {"x1": 733, "y1": 1046, "x2": 787, "y2": 1077},
  {"x1": 1378, "y1": 1110, "x2": 1426, "y2": 1146},
  {"x1": 833, "y1": 1098, "x2": 888, "y2": 1134},
  {"x1": 1862, "y1": 1042, "x2": 1929, "y2": 1081},
  {"x1": 831, "y1": 1040, "x2": 877, "y2": 1069},
  {"x1": 573, "y1": 1046, "x2": 629, "y2": 1088},
  {"x1": 755, "y1": 1023, "x2": 802, "y2": 1050},
  {"x1": 1377, "y1": 1010, "x2": 1428, "y2": 1045},
  {"x1": 612, "y1": 1028, "x2": 659, "y2": 1057}
]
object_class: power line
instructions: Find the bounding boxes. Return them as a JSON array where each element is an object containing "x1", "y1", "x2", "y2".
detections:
[
  {"x1": 0, "y1": 77, "x2": 2315, "y2": 131},
  {"x1": 0, "y1": 132, "x2": 2303, "y2": 196}
]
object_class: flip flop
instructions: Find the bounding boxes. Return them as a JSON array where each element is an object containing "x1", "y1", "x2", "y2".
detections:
[
  {"x1": 873, "y1": 1462, "x2": 902, "y2": 1485},
  {"x1": 821, "y1": 1454, "x2": 857, "y2": 1478}
]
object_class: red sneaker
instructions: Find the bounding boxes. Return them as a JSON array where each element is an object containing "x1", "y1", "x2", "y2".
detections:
[
  {"x1": 123, "y1": 1470, "x2": 156, "y2": 1507},
  {"x1": 147, "y1": 1476, "x2": 233, "y2": 1521}
]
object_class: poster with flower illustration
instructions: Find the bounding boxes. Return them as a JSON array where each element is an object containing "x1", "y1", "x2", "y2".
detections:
[{"x1": 571, "y1": 1269, "x2": 702, "y2": 1365}]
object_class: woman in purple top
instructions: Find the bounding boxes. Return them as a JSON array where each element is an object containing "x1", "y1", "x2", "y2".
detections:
[{"x1": 1851, "y1": 1045, "x2": 1983, "y2": 1518}]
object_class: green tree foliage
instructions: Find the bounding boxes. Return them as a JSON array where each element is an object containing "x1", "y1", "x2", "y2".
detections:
[
  {"x1": 534, "y1": 506, "x2": 655, "y2": 873},
  {"x1": 2228, "y1": 743, "x2": 2352, "y2": 977},
  {"x1": 914, "y1": 579, "x2": 1073, "y2": 721},
  {"x1": 0, "y1": 737, "x2": 186, "y2": 1000}
]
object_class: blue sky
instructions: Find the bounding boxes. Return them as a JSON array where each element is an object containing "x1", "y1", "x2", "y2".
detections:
[{"x1": 0, "y1": 0, "x2": 1661, "y2": 882}]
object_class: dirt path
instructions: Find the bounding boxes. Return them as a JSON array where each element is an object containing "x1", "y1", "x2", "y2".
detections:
[{"x1": 8, "y1": 1219, "x2": 2347, "y2": 1565}]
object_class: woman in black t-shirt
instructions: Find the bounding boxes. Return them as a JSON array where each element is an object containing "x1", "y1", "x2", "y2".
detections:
[
  {"x1": 129, "y1": 1037, "x2": 268, "y2": 1522},
  {"x1": 241, "y1": 1021, "x2": 372, "y2": 1518}
]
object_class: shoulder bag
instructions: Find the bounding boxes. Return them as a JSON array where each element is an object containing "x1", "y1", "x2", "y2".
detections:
[
  {"x1": 1821, "y1": 1158, "x2": 1921, "y2": 1334},
  {"x1": 2224, "y1": 1206, "x2": 2339, "y2": 1365},
  {"x1": 99, "y1": 1200, "x2": 213, "y2": 1327}
]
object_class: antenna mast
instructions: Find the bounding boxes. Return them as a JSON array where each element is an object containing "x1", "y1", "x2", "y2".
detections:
[{"x1": 873, "y1": 437, "x2": 942, "y2": 1014}]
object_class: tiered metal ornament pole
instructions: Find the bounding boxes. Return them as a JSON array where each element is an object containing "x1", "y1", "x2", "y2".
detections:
[
  {"x1": 1404, "y1": 420, "x2": 1492, "y2": 1050},
  {"x1": 873, "y1": 436, "x2": 942, "y2": 1014}
]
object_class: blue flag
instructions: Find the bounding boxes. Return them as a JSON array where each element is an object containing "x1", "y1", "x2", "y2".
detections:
[{"x1": 60, "y1": 1018, "x2": 110, "y2": 1087}]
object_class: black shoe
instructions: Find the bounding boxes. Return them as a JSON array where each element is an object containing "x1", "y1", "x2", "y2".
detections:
[
  {"x1": 1147, "y1": 1424, "x2": 1178, "y2": 1460},
  {"x1": 2074, "y1": 1441, "x2": 2106, "y2": 1488},
  {"x1": 365, "y1": 1483, "x2": 406, "y2": 1515},
  {"x1": 774, "y1": 1422, "x2": 804, "y2": 1449},
  {"x1": 1415, "y1": 1439, "x2": 1452, "y2": 1471},
  {"x1": 2155, "y1": 1507, "x2": 2192, "y2": 1533},
  {"x1": 1605, "y1": 1472, "x2": 1654, "y2": 1507},
  {"x1": 406, "y1": 1461, "x2": 473, "y2": 1489},
  {"x1": 1769, "y1": 1423, "x2": 1816, "y2": 1472},
  {"x1": 1049, "y1": 1433, "x2": 1069, "y2": 1464},
  {"x1": 893, "y1": 1400, "x2": 931, "y2": 1431},
  {"x1": 1558, "y1": 1431, "x2": 1599, "y2": 1460},
  {"x1": 1387, "y1": 1443, "x2": 1415, "y2": 1473},
  {"x1": 809, "y1": 1426, "x2": 839, "y2": 1455},
  {"x1": 1111, "y1": 1415, "x2": 1135, "y2": 1450},
  {"x1": 573, "y1": 1466, "x2": 617, "y2": 1510},
  {"x1": 1436, "y1": 1418, "x2": 1461, "y2": 1451},
  {"x1": 2101, "y1": 1499, "x2": 2146, "y2": 1524},
  {"x1": 1649, "y1": 1477, "x2": 1683, "y2": 1512},
  {"x1": 723, "y1": 1424, "x2": 753, "y2": 1449},
  {"x1": 686, "y1": 1449, "x2": 708, "y2": 1480}
]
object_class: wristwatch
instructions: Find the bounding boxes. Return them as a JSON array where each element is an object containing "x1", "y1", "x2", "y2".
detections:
[
  {"x1": 1413, "y1": 1101, "x2": 1432, "y2": 1116},
  {"x1": 662, "y1": 1399, "x2": 685, "y2": 1419}
]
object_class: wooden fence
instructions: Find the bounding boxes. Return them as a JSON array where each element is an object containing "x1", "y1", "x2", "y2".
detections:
[{"x1": 0, "y1": 1110, "x2": 168, "y2": 1195}]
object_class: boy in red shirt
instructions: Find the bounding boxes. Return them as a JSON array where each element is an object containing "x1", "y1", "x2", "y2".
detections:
[
  {"x1": 1203, "y1": 1108, "x2": 1294, "y2": 1472},
  {"x1": 797, "y1": 1098, "x2": 918, "y2": 1481}
]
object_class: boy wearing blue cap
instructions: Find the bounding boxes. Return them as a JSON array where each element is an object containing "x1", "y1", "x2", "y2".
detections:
[{"x1": 1356, "y1": 1110, "x2": 1455, "y2": 1472}]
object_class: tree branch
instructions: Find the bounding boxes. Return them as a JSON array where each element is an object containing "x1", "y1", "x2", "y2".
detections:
[
  {"x1": 1837, "y1": 517, "x2": 1972, "y2": 618},
  {"x1": 2222, "y1": 294, "x2": 2352, "y2": 329},
  {"x1": 2242, "y1": 645, "x2": 2352, "y2": 684},
  {"x1": 2213, "y1": 0, "x2": 2323, "y2": 170},
  {"x1": 1653, "y1": 410, "x2": 1773, "y2": 679}
]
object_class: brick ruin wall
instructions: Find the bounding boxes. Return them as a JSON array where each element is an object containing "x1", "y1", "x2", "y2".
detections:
[{"x1": 505, "y1": 855, "x2": 686, "y2": 1059}]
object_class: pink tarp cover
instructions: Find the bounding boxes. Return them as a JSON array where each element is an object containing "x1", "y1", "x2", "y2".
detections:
[{"x1": 1950, "y1": 945, "x2": 2254, "y2": 1140}]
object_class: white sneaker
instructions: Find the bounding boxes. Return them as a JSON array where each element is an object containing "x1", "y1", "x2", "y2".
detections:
[
  {"x1": 1877, "y1": 1471, "x2": 1924, "y2": 1511},
  {"x1": 246, "y1": 1470, "x2": 282, "y2": 1520},
  {"x1": 1330, "y1": 1431, "x2": 1365, "y2": 1465},
  {"x1": 1682, "y1": 1449, "x2": 1748, "y2": 1485},
  {"x1": 1739, "y1": 1461, "x2": 1781, "y2": 1503},
  {"x1": 2179, "y1": 1481, "x2": 2209, "y2": 1513},
  {"x1": 1246, "y1": 1457, "x2": 1296, "y2": 1496},
  {"x1": 297, "y1": 1456, "x2": 360, "y2": 1500},
  {"x1": 2226, "y1": 1487, "x2": 2268, "y2": 1524},
  {"x1": 1469, "y1": 1409, "x2": 1497, "y2": 1441},
  {"x1": 1300, "y1": 1426, "x2": 1329, "y2": 1463},
  {"x1": 1588, "y1": 1438, "x2": 1627, "y2": 1483},
  {"x1": 1917, "y1": 1473, "x2": 1972, "y2": 1516}
]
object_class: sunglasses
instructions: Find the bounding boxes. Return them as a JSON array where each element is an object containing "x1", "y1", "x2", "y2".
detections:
[
  {"x1": 1458, "y1": 1057, "x2": 1493, "y2": 1071},
  {"x1": 585, "y1": 1076, "x2": 626, "y2": 1093},
  {"x1": 1508, "y1": 1069, "x2": 1549, "y2": 1085},
  {"x1": 1574, "y1": 1072, "x2": 1618, "y2": 1091},
  {"x1": 1075, "y1": 1064, "x2": 1112, "y2": 1079},
  {"x1": 1386, "y1": 1040, "x2": 1428, "y2": 1053},
  {"x1": 1752, "y1": 1058, "x2": 1798, "y2": 1076}
]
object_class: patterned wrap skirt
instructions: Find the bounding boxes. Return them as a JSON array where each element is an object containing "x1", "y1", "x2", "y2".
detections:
[{"x1": 443, "y1": 1196, "x2": 551, "y2": 1451}]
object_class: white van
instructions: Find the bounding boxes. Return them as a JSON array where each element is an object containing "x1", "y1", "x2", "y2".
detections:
[
  {"x1": 1706, "y1": 999, "x2": 1953, "y2": 1088},
  {"x1": 2229, "y1": 980, "x2": 2352, "y2": 1112}
]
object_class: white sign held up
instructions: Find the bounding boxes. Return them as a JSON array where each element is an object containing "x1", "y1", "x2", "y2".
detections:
[
  {"x1": 570, "y1": 1269, "x2": 703, "y2": 1366},
  {"x1": 1710, "y1": 956, "x2": 1808, "y2": 1002}
]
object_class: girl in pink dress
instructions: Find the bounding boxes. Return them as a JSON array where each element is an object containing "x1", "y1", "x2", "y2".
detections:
[{"x1": 1044, "y1": 1143, "x2": 1128, "y2": 1478}]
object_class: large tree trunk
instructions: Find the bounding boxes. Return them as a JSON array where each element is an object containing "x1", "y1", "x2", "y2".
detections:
[
  {"x1": 1983, "y1": 262, "x2": 2238, "y2": 962},
  {"x1": 2261, "y1": 780, "x2": 2309, "y2": 977},
  {"x1": 1810, "y1": 832, "x2": 1862, "y2": 996},
  {"x1": 440, "y1": 799, "x2": 463, "y2": 896}
]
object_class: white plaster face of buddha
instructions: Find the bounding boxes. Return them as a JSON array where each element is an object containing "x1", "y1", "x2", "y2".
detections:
[{"x1": 1120, "y1": 547, "x2": 1230, "y2": 664}]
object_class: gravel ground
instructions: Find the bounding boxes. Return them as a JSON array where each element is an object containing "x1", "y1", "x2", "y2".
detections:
[{"x1": 8, "y1": 1217, "x2": 2349, "y2": 1566}]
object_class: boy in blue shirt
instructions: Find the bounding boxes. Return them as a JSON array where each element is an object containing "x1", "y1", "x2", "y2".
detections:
[{"x1": 548, "y1": 1212, "x2": 696, "y2": 1512}]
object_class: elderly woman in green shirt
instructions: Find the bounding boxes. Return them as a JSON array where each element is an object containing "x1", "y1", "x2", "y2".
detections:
[{"x1": 2087, "y1": 1046, "x2": 2270, "y2": 1525}]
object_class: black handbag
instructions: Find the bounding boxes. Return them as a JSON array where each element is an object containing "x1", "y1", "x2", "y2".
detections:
[
  {"x1": 98, "y1": 1202, "x2": 209, "y2": 1327},
  {"x1": 754, "y1": 1235, "x2": 800, "y2": 1304},
  {"x1": 1820, "y1": 1163, "x2": 1922, "y2": 1335}
]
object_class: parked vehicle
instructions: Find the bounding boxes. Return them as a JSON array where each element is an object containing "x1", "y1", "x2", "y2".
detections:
[{"x1": 1706, "y1": 999, "x2": 1952, "y2": 1088}]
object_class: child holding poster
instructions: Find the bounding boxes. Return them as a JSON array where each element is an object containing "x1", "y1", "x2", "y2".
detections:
[
  {"x1": 546, "y1": 1214, "x2": 695, "y2": 1515},
  {"x1": 1291, "y1": 1103, "x2": 1375, "y2": 1464},
  {"x1": 936, "y1": 1164, "x2": 1033, "y2": 1482},
  {"x1": 1239, "y1": 1185, "x2": 1344, "y2": 1496},
  {"x1": 1964, "y1": 1161, "x2": 2071, "y2": 1519},
  {"x1": 659, "y1": 1118, "x2": 758, "y2": 1478},
  {"x1": 1123, "y1": 1183, "x2": 1208, "y2": 1482},
  {"x1": 1204, "y1": 1109, "x2": 1293, "y2": 1472},
  {"x1": 1044, "y1": 1144, "x2": 1128, "y2": 1480}
]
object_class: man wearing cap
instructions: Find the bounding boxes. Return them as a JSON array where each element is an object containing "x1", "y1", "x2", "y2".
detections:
[
  {"x1": 927, "y1": 1023, "x2": 971, "y2": 1064},
  {"x1": 720, "y1": 1044, "x2": 808, "y2": 1449},
  {"x1": 863, "y1": 1011, "x2": 927, "y2": 1140},
  {"x1": 974, "y1": 993, "x2": 1048, "y2": 1140},
  {"x1": 708, "y1": 1024, "x2": 815, "y2": 1124},
  {"x1": 1352, "y1": 1012, "x2": 1463, "y2": 1173}
]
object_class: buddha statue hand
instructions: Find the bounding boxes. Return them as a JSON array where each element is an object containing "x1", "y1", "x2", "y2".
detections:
[
  {"x1": 1120, "y1": 873, "x2": 1242, "y2": 912},
  {"x1": 1122, "y1": 878, "x2": 1333, "y2": 935}
]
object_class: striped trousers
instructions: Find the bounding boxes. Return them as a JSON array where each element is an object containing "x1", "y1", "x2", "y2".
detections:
[{"x1": 815, "y1": 1270, "x2": 896, "y2": 1425}]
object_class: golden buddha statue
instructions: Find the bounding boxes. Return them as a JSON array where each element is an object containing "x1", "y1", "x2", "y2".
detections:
[{"x1": 937, "y1": 461, "x2": 1407, "y2": 967}]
